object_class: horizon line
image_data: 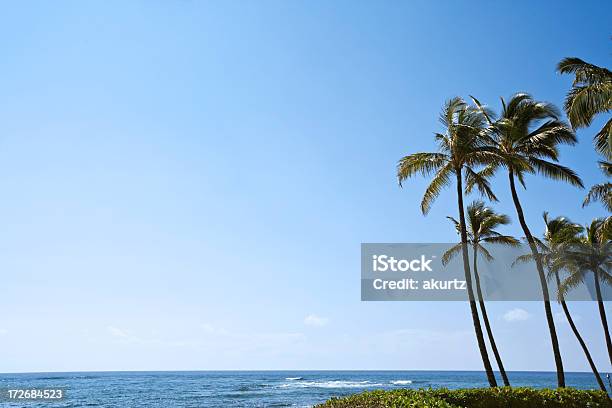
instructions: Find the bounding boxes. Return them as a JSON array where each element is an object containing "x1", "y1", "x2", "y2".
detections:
[{"x1": 1, "y1": 369, "x2": 607, "y2": 375}]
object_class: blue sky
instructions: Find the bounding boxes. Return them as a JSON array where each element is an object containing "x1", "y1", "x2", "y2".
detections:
[{"x1": 0, "y1": 1, "x2": 610, "y2": 374}]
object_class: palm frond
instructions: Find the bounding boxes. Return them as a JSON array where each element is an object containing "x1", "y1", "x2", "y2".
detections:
[
  {"x1": 464, "y1": 166, "x2": 498, "y2": 201},
  {"x1": 505, "y1": 93, "x2": 533, "y2": 118},
  {"x1": 526, "y1": 120, "x2": 577, "y2": 151},
  {"x1": 558, "y1": 268, "x2": 587, "y2": 299},
  {"x1": 441, "y1": 243, "x2": 462, "y2": 266},
  {"x1": 594, "y1": 118, "x2": 612, "y2": 159},
  {"x1": 397, "y1": 152, "x2": 448, "y2": 186},
  {"x1": 515, "y1": 170, "x2": 527, "y2": 189},
  {"x1": 583, "y1": 182, "x2": 612, "y2": 211},
  {"x1": 420, "y1": 163, "x2": 453, "y2": 214},
  {"x1": 558, "y1": 57, "x2": 612, "y2": 157},
  {"x1": 528, "y1": 157, "x2": 584, "y2": 187},
  {"x1": 557, "y1": 57, "x2": 612, "y2": 85},
  {"x1": 439, "y1": 97, "x2": 467, "y2": 129},
  {"x1": 512, "y1": 253, "x2": 534, "y2": 267},
  {"x1": 598, "y1": 268, "x2": 612, "y2": 287},
  {"x1": 469, "y1": 95, "x2": 496, "y2": 126},
  {"x1": 564, "y1": 82, "x2": 612, "y2": 128},
  {"x1": 483, "y1": 235, "x2": 520, "y2": 246},
  {"x1": 446, "y1": 216, "x2": 462, "y2": 240},
  {"x1": 476, "y1": 244, "x2": 494, "y2": 262},
  {"x1": 599, "y1": 160, "x2": 612, "y2": 177}
]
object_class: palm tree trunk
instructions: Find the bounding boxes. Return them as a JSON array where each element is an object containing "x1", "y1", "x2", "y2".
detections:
[
  {"x1": 508, "y1": 170, "x2": 565, "y2": 387},
  {"x1": 473, "y1": 245, "x2": 510, "y2": 386},
  {"x1": 554, "y1": 271, "x2": 608, "y2": 393},
  {"x1": 456, "y1": 169, "x2": 498, "y2": 387},
  {"x1": 593, "y1": 268, "x2": 612, "y2": 366}
]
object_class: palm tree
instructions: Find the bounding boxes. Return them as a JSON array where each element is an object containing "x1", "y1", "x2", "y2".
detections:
[
  {"x1": 472, "y1": 93, "x2": 583, "y2": 387},
  {"x1": 557, "y1": 57, "x2": 612, "y2": 158},
  {"x1": 560, "y1": 219, "x2": 612, "y2": 366},
  {"x1": 558, "y1": 57, "x2": 612, "y2": 239},
  {"x1": 516, "y1": 214, "x2": 607, "y2": 393},
  {"x1": 443, "y1": 201, "x2": 518, "y2": 387},
  {"x1": 397, "y1": 97, "x2": 499, "y2": 387}
]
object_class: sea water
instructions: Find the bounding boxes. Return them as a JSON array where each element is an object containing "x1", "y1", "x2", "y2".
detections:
[{"x1": 0, "y1": 370, "x2": 607, "y2": 407}]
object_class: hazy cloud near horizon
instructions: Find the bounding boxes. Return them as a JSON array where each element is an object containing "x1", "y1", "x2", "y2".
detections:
[{"x1": 304, "y1": 315, "x2": 329, "y2": 327}]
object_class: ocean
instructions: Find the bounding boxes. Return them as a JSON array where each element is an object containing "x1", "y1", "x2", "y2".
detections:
[{"x1": 0, "y1": 370, "x2": 608, "y2": 407}]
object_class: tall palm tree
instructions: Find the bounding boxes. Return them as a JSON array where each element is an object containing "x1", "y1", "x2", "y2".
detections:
[
  {"x1": 443, "y1": 200, "x2": 518, "y2": 387},
  {"x1": 560, "y1": 219, "x2": 612, "y2": 366},
  {"x1": 397, "y1": 97, "x2": 499, "y2": 387},
  {"x1": 557, "y1": 57, "x2": 612, "y2": 158},
  {"x1": 516, "y1": 214, "x2": 607, "y2": 393},
  {"x1": 558, "y1": 57, "x2": 612, "y2": 240},
  {"x1": 472, "y1": 93, "x2": 584, "y2": 387}
]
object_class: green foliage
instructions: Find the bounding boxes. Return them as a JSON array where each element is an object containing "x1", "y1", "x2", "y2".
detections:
[
  {"x1": 557, "y1": 57, "x2": 612, "y2": 158},
  {"x1": 316, "y1": 389, "x2": 459, "y2": 408},
  {"x1": 396, "y1": 96, "x2": 498, "y2": 215},
  {"x1": 442, "y1": 200, "x2": 519, "y2": 265},
  {"x1": 430, "y1": 387, "x2": 610, "y2": 408},
  {"x1": 476, "y1": 92, "x2": 583, "y2": 189},
  {"x1": 315, "y1": 388, "x2": 610, "y2": 408},
  {"x1": 583, "y1": 161, "x2": 612, "y2": 211},
  {"x1": 558, "y1": 218, "x2": 612, "y2": 299}
]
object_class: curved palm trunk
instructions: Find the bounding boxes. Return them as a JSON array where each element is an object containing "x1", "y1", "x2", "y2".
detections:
[
  {"x1": 593, "y1": 269, "x2": 612, "y2": 366},
  {"x1": 553, "y1": 271, "x2": 608, "y2": 393},
  {"x1": 456, "y1": 170, "x2": 497, "y2": 387},
  {"x1": 473, "y1": 245, "x2": 510, "y2": 386},
  {"x1": 508, "y1": 170, "x2": 565, "y2": 387}
]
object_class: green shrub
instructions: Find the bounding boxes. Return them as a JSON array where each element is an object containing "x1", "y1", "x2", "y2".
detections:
[
  {"x1": 315, "y1": 388, "x2": 610, "y2": 408},
  {"x1": 318, "y1": 389, "x2": 459, "y2": 408}
]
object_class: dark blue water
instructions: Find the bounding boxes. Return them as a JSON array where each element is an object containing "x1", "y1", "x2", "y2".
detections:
[{"x1": 0, "y1": 371, "x2": 608, "y2": 407}]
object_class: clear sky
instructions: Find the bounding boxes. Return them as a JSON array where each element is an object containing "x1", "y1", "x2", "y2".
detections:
[{"x1": 0, "y1": 1, "x2": 610, "y2": 373}]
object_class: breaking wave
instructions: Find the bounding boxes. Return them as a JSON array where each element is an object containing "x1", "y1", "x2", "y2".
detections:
[
  {"x1": 280, "y1": 380, "x2": 383, "y2": 389},
  {"x1": 390, "y1": 380, "x2": 413, "y2": 385}
]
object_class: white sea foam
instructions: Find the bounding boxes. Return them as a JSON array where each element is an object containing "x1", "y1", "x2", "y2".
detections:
[
  {"x1": 285, "y1": 377, "x2": 303, "y2": 380},
  {"x1": 390, "y1": 380, "x2": 412, "y2": 385},
  {"x1": 280, "y1": 380, "x2": 383, "y2": 389}
]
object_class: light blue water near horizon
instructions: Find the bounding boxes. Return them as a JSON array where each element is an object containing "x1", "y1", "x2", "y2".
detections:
[{"x1": 0, "y1": 370, "x2": 608, "y2": 407}]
